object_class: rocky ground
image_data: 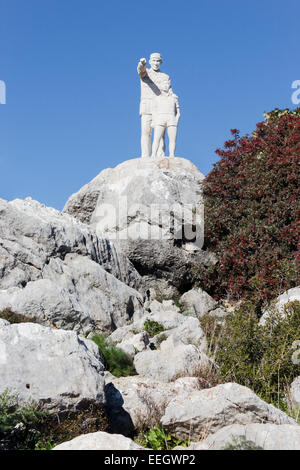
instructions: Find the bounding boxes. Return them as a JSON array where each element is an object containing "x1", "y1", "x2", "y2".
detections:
[{"x1": 0, "y1": 157, "x2": 299, "y2": 450}]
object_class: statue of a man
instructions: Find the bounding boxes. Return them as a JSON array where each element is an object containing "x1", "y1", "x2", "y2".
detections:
[{"x1": 137, "y1": 53, "x2": 171, "y2": 158}]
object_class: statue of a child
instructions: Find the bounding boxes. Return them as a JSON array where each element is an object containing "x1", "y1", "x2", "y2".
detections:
[{"x1": 151, "y1": 79, "x2": 180, "y2": 158}]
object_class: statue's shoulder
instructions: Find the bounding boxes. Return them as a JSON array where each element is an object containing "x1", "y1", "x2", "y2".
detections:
[{"x1": 159, "y1": 71, "x2": 170, "y2": 79}]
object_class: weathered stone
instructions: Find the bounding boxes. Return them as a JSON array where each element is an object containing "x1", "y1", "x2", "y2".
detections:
[
  {"x1": 0, "y1": 198, "x2": 144, "y2": 333},
  {"x1": 105, "y1": 375, "x2": 200, "y2": 436},
  {"x1": 134, "y1": 336, "x2": 210, "y2": 382},
  {"x1": 107, "y1": 299, "x2": 207, "y2": 358},
  {"x1": 0, "y1": 323, "x2": 105, "y2": 412},
  {"x1": 160, "y1": 382, "x2": 296, "y2": 440},
  {"x1": 53, "y1": 431, "x2": 145, "y2": 450},
  {"x1": 63, "y1": 157, "x2": 215, "y2": 291},
  {"x1": 202, "y1": 423, "x2": 300, "y2": 450},
  {"x1": 179, "y1": 288, "x2": 217, "y2": 318},
  {"x1": 0, "y1": 318, "x2": 9, "y2": 327},
  {"x1": 116, "y1": 332, "x2": 150, "y2": 358}
]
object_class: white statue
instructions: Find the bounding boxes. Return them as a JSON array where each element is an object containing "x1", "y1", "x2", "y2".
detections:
[
  {"x1": 137, "y1": 53, "x2": 171, "y2": 158},
  {"x1": 151, "y1": 78, "x2": 180, "y2": 158}
]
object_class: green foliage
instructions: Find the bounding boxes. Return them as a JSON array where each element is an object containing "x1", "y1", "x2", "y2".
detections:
[
  {"x1": 143, "y1": 320, "x2": 164, "y2": 337},
  {"x1": 35, "y1": 439, "x2": 58, "y2": 450},
  {"x1": 0, "y1": 308, "x2": 38, "y2": 324},
  {"x1": 140, "y1": 425, "x2": 188, "y2": 450},
  {"x1": 0, "y1": 390, "x2": 47, "y2": 450},
  {"x1": 215, "y1": 301, "x2": 300, "y2": 406},
  {"x1": 195, "y1": 107, "x2": 300, "y2": 301},
  {"x1": 0, "y1": 389, "x2": 45, "y2": 434},
  {"x1": 0, "y1": 390, "x2": 108, "y2": 450},
  {"x1": 91, "y1": 334, "x2": 136, "y2": 378},
  {"x1": 223, "y1": 436, "x2": 263, "y2": 450}
]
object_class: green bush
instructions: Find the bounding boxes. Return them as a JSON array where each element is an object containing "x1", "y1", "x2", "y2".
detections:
[
  {"x1": 138, "y1": 425, "x2": 188, "y2": 450},
  {"x1": 0, "y1": 390, "x2": 46, "y2": 450},
  {"x1": 224, "y1": 436, "x2": 263, "y2": 450},
  {"x1": 0, "y1": 390, "x2": 108, "y2": 450},
  {"x1": 143, "y1": 320, "x2": 164, "y2": 337},
  {"x1": 91, "y1": 334, "x2": 136, "y2": 378},
  {"x1": 215, "y1": 300, "x2": 300, "y2": 407},
  {"x1": 194, "y1": 107, "x2": 300, "y2": 302}
]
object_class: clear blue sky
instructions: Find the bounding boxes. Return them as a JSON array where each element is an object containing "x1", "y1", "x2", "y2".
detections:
[{"x1": 1, "y1": 0, "x2": 299, "y2": 210}]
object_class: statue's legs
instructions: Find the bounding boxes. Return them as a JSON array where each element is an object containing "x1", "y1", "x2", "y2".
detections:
[
  {"x1": 141, "y1": 115, "x2": 152, "y2": 157},
  {"x1": 157, "y1": 129, "x2": 166, "y2": 158},
  {"x1": 151, "y1": 126, "x2": 165, "y2": 158},
  {"x1": 167, "y1": 126, "x2": 177, "y2": 157}
]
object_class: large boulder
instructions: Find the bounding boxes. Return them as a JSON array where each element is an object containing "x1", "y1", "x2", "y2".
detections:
[
  {"x1": 201, "y1": 423, "x2": 300, "y2": 450},
  {"x1": 0, "y1": 322, "x2": 105, "y2": 412},
  {"x1": 179, "y1": 288, "x2": 217, "y2": 318},
  {"x1": 0, "y1": 197, "x2": 144, "y2": 333},
  {"x1": 160, "y1": 382, "x2": 296, "y2": 440},
  {"x1": 105, "y1": 375, "x2": 199, "y2": 436},
  {"x1": 53, "y1": 431, "x2": 145, "y2": 450},
  {"x1": 133, "y1": 336, "x2": 210, "y2": 383},
  {"x1": 107, "y1": 299, "x2": 207, "y2": 356},
  {"x1": 63, "y1": 157, "x2": 215, "y2": 291}
]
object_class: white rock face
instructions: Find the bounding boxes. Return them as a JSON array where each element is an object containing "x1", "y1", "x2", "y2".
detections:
[
  {"x1": 160, "y1": 382, "x2": 296, "y2": 440},
  {"x1": 202, "y1": 423, "x2": 300, "y2": 450},
  {"x1": 0, "y1": 323, "x2": 105, "y2": 411},
  {"x1": 63, "y1": 157, "x2": 215, "y2": 290},
  {"x1": 179, "y1": 288, "x2": 217, "y2": 318},
  {"x1": 106, "y1": 299, "x2": 209, "y2": 381},
  {"x1": 291, "y1": 377, "x2": 300, "y2": 409},
  {"x1": 259, "y1": 286, "x2": 300, "y2": 326},
  {"x1": 105, "y1": 375, "x2": 200, "y2": 436},
  {"x1": 0, "y1": 197, "x2": 144, "y2": 333},
  {"x1": 53, "y1": 431, "x2": 145, "y2": 450},
  {"x1": 134, "y1": 336, "x2": 210, "y2": 383}
]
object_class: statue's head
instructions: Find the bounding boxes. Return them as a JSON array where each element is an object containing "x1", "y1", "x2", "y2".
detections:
[{"x1": 149, "y1": 53, "x2": 162, "y2": 71}]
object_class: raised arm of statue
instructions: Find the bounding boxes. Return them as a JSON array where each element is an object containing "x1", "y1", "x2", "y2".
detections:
[{"x1": 137, "y1": 58, "x2": 147, "y2": 78}]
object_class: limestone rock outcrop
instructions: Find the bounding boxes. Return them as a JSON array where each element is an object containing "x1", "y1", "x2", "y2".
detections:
[
  {"x1": 160, "y1": 382, "x2": 296, "y2": 440},
  {"x1": 105, "y1": 375, "x2": 200, "y2": 436},
  {"x1": 53, "y1": 431, "x2": 145, "y2": 450},
  {"x1": 0, "y1": 323, "x2": 105, "y2": 412},
  {"x1": 0, "y1": 197, "x2": 144, "y2": 333},
  {"x1": 63, "y1": 157, "x2": 215, "y2": 291},
  {"x1": 200, "y1": 423, "x2": 300, "y2": 450}
]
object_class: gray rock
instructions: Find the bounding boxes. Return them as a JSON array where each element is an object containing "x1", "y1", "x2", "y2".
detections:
[
  {"x1": 0, "y1": 197, "x2": 144, "y2": 333},
  {"x1": 291, "y1": 376, "x2": 300, "y2": 410},
  {"x1": 259, "y1": 286, "x2": 300, "y2": 326},
  {"x1": 53, "y1": 431, "x2": 145, "y2": 450},
  {"x1": 160, "y1": 382, "x2": 296, "y2": 440},
  {"x1": 0, "y1": 322, "x2": 105, "y2": 412},
  {"x1": 116, "y1": 332, "x2": 150, "y2": 358},
  {"x1": 134, "y1": 336, "x2": 210, "y2": 382},
  {"x1": 202, "y1": 423, "x2": 300, "y2": 450},
  {"x1": 0, "y1": 318, "x2": 10, "y2": 327},
  {"x1": 107, "y1": 299, "x2": 207, "y2": 358},
  {"x1": 63, "y1": 157, "x2": 215, "y2": 290},
  {"x1": 105, "y1": 375, "x2": 200, "y2": 436},
  {"x1": 179, "y1": 288, "x2": 217, "y2": 318}
]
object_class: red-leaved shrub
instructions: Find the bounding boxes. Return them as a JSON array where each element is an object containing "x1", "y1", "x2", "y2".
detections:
[{"x1": 199, "y1": 108, "x2": 300, "y2": 302}]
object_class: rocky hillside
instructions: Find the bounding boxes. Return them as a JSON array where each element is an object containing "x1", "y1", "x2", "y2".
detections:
[{"x1": 0, "y1": 152, "x2": 299, "y2": 450}]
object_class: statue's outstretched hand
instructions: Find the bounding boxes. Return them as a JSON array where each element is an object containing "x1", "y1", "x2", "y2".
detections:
[{"x1": 139, "y1": 58, "x2": 146, "y2": 66}]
